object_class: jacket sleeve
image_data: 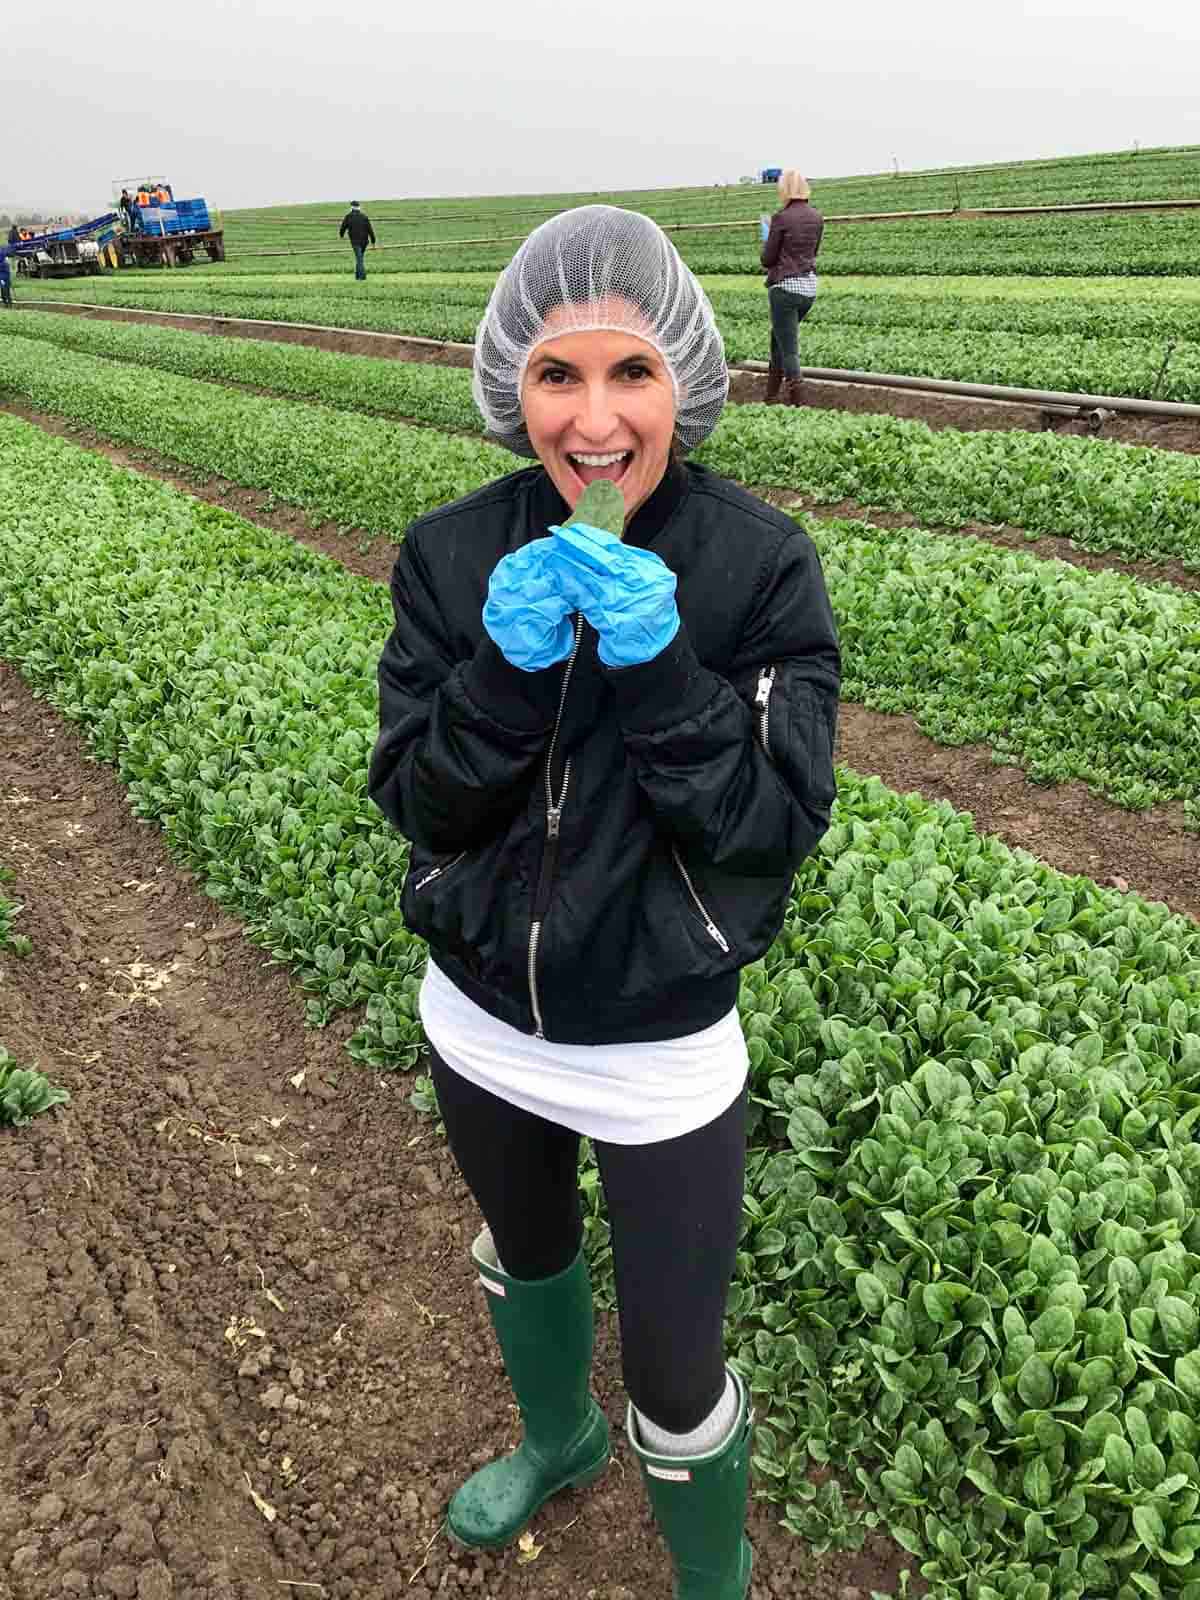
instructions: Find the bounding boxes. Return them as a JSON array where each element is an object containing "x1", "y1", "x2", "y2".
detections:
[
  {"x1": 605, "y1": 528, "x2": 839, "y2": 876},
  {"x1": 368, "y1": 534, "x2": 562, "y2": 854},
  {"x1": 760, "y1": 213, "x2": 783, "y2": 270},
  {"x1": 368, "y1": 221, "x2": 377, "y2": 245},
  {"x1": 339, "y1": 216, "x2": 347, "y2": 238}
]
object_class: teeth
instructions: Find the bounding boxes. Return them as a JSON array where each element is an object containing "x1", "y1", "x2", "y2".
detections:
[{"x1": 569, "y1": 451, "x2": 630, "y2": 467}]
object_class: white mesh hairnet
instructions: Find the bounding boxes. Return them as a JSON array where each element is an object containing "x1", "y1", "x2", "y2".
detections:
[{"x1": 472, "y1": 205, "x2": 729, "y2": 458}]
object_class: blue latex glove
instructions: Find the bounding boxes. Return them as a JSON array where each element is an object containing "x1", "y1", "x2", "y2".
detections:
[
  {"x1": 482, "y1": 538, "x2": 575, "y2": 672},
  {"x1": 548, "y1": 521, "x2": 680, "y2": 668},
  {"x1": 759, "y1": 216, "x2": 771, "y2": 243}
]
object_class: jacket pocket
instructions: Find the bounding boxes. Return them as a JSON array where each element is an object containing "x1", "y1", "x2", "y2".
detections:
[
  {"x1": 409, "y1": 851, "x2": 467, "y2": 894},
  {"x1": 401, "y1": 848, "x2": 472, "y2": 950},
  {"x1": 671, "y1": 846, "x2": 731, "y2": 955}
]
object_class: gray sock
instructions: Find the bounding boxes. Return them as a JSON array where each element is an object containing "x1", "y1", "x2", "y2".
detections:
[{"x1": 634, "y1": 1371, "x2": 739, "y2": 1458}]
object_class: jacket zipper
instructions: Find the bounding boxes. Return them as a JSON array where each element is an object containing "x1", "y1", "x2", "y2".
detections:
[
  {"x1": 671, "y1": 846, "x2": 730, "y2": 954},
  {"x1": 755, "y1": 666, "x2": 777, "y2": 754},
  {"x1": 528, "y1": 617, "x2": 585, "y2": 1039},
  {"x1": 413, "y1": 851, "x2": 466, "y2": 892}
]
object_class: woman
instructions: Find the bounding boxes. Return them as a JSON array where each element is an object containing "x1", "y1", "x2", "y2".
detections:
[
  {"x1": 369, "y1": 205, "x2": 839, "y2": 1599},
  {"x1": 760, "y1": 171, "x2": 825, "y2": 406}
]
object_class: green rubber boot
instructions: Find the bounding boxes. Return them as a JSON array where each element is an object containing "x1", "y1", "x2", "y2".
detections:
[
  {"x1": 448, "y1": 1229, "x2": 611, "y2": 1549},
  {"x1": 627, "y1": 1369, "x2": 754, "y2": 1599}
]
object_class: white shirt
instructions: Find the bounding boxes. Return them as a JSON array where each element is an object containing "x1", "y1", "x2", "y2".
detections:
[{"x1": 419, "y1": 958, "x2": 748, "y2": 1147}]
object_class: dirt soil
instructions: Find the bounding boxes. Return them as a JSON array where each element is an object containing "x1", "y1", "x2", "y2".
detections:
[
  {"x1": 20, "y1": 302, "x2": 1200, "y2": 455},
  {"x1": 0, "y1": 662, "x2": 918, "y2": 1600}
]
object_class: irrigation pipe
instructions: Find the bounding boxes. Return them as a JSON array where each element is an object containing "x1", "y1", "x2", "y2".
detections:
[{"x1": 736, "y1": 361, "x2": 1200, "y2": 421}]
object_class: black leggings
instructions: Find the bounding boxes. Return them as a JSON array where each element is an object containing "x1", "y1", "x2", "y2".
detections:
[
  {"x1": 768, "y1": 286, "x2": 816, "y2": 376},
  {"x1": 429, "y1": 1050, "x2": 746, "y2": 1433}
]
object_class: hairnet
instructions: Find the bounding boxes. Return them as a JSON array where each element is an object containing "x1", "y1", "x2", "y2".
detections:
[{"x1": 472, "y1": 205, "x2": 729, "y2": 459}]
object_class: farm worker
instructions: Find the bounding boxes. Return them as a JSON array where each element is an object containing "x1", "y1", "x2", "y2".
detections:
[
  {"x1": 136, "y1": 187, "x2": 150, "y2": 208},
  {"x1": 760, "y1": 170, "x2": 825, "y2": 406},
  {"x1": 119, "y1": 189, "x2": 133, "y2": 227},
  {"x1": 369, "y1": 205, "x2": 840, "y2": 1599},
  {"x1": 338, "y1": 200, "x2": 376, "y2": 280},
  {"x1": 0, "y1": 248, "x2": 13, "y2": 309},
  {"x1": 7, "y1": 224, "x2": 18, "y2": 245}
]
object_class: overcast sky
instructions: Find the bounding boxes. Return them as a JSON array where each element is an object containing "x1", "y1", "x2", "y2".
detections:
[{"x1": 5, "y1": 0, "x2": 1198, "y2": 214}]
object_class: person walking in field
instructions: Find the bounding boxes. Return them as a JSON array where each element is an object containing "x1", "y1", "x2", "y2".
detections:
[
  {"x1": 339, "y1": 199, "x2": 376, "y2": 280},
  {"x1": 760, "y1": 170, "x2": 825, "y2": 405},
  {"x1": 369, "y1": 205, "x2": 839, "y2": 1598}
]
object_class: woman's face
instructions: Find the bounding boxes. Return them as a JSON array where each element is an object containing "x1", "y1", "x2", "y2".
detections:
[{"x1": 521, "y1": 317, "x2": 677, "y2": 523}]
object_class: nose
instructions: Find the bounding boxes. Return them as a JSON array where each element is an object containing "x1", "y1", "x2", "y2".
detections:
[{"x1": 573, "y1": 377, "x2": 620, "y2": 443}]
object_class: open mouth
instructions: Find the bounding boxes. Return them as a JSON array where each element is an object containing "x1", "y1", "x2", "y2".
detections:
[{"x1": 567, "y1": 450, "x2": 633, "y2": 487}]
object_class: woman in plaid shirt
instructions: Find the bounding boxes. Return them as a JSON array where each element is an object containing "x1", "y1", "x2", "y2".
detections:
[{"x1": 760, "y1": 171, "x2": 825, "y2": 406}]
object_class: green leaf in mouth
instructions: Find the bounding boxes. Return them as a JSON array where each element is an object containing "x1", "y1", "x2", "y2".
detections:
[{"x1": 572, "y1": 479, "x2": 625, "y2": 538}]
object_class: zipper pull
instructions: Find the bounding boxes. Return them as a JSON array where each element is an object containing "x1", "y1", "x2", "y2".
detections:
[
  {"x1": 755, "y1": 669, "x2": 774, "y2": 707},
  {"x1": 546, "y1": 807, "x2": 561, "y2": 839}
]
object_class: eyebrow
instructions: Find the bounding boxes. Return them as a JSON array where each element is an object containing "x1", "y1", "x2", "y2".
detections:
[{"x1": 530, "y1": 352, "x2": 660, "y2": 376}]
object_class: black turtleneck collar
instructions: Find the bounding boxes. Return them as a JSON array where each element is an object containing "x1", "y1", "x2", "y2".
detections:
[{"x1": 528, "y1": 458, "x2": 690, "y2": 550}]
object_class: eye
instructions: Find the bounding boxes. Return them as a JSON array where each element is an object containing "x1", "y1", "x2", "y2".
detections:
[
  {"x1": 538, "y1": 366, "x2": 573, "y2": 386},
  {"x1": 622, "y1": 362, "x2": 653, "y2": 382}
]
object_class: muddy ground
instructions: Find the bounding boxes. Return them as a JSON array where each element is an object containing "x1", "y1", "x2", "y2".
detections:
[{"x1": 1, "y1": 662, "x2": 915, "y2": 1600}]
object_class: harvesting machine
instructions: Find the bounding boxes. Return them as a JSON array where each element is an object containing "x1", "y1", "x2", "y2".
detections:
[
  {"x1": 9, "y1": 214, "x2": 118, "y2": 278},
  {"x1": 9, "y1": 179, "x2": 225, "y2": 277},
  {"x1": 111, "y1": 176, "x2": 225, "y2": 268}
]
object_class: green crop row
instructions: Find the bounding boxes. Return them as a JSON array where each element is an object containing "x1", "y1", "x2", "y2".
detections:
[
  {"x1": 22, "y1": 193, "x2": 1200, "y2": 285},
  {"x1": 20, "y1": 265, "x2": 1200, "y2": 399},
  {"x1": 10, "y1": 307, "x2": 1200, "y2": 816},
  {"x1": 810, "y1": 520, "x2": 1200, "y2": 824},
  {"x1": 0, "y1": 864, "x2": 67, "y2": 1126},
  {"x1": 223, "y1": 146, "x2": 1200, "y2": 233},
  {"x1": 0, "y1": 331, "x2": 516, "y2": 532},
  {"x1": 221, "y1": 147, "x2": 1200, "y2": 249},
  {"x1": 3, "y1": 325, "x2": 1198, "y2": 577},
  {"x1": 4, "y1": 414, "x2": 1200, "y2": 1598},
  {"x1": 0, "y1": 864, "x2": 27, "y2": 955},
  {"x1": 699, "y1": 406, "x2": 1200, "y2": 573},
  {"x1": 7, "y1": 310, "x2": 484, "y2": 431},
  {"x1": 2, "y1": 334, "x2": 1199, "y2": 821},
  {"x1": 32, "y1": 265, "x2": 1200, "y2": 343},
  {"x1": 9, "y1": 307, "x2": 1200, "y2": 812}
]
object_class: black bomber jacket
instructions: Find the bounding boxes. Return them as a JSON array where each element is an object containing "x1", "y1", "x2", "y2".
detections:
[{"x1": 368, "y1": 460, "x2": 840, "y2": 1045}]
